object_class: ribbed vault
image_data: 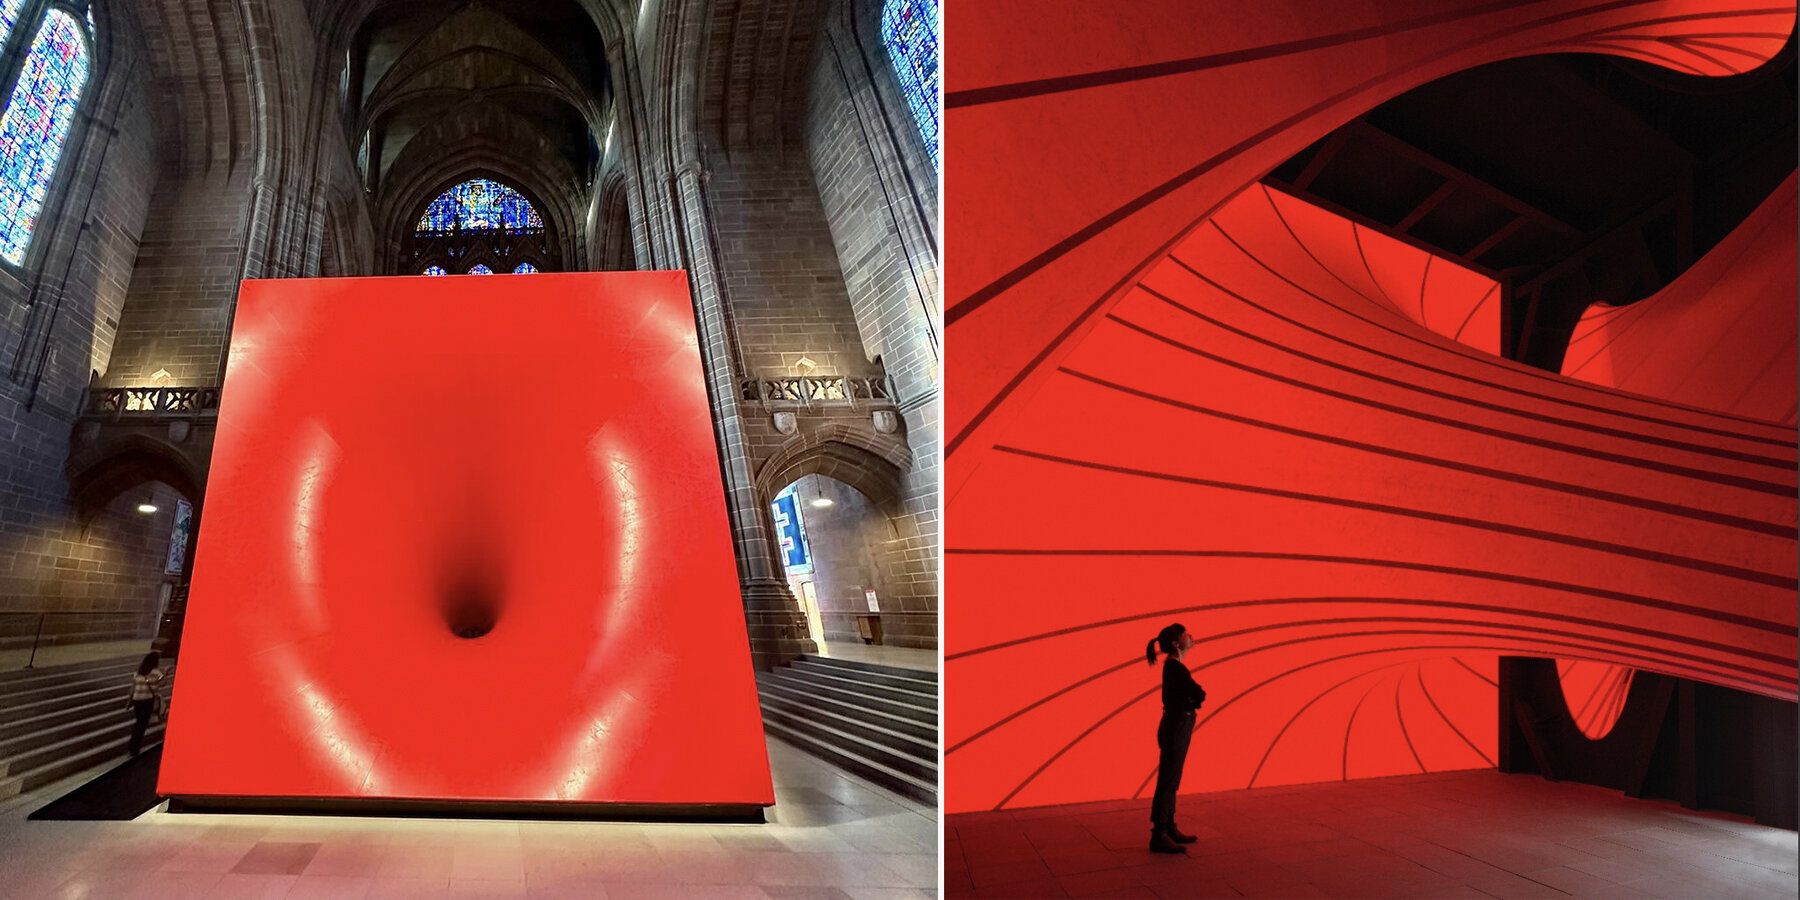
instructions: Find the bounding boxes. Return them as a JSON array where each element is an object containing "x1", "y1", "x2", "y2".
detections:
[{"x1": 324, "y1": 0, "x2": 613, "y2": 272}]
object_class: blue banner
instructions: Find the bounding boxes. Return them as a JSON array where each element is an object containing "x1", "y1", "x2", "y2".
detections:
[{"x1": 770, "y1": 490, "x2": 811, "y2": 572}]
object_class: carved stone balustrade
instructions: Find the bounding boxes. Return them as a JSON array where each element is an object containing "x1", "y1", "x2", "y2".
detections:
[
  {"x1": 739, "y1": 375, "x2": 897, "y2": 410},
  {"x1": 83, "y1": 386, "x2": 223, "y2": 422}
]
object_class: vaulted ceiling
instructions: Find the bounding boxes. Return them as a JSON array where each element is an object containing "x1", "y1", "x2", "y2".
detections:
[
  {"x1": 699, "y1": 0, "x2": 828, "y2": 155},
  {"x1": 332, "y1": 0, "x2": 611, "y2": 263}
]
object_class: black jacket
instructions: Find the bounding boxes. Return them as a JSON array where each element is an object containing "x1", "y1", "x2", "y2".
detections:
[{"x1": 1161, "y1": 656, "x2": 1207, "y2": 712}]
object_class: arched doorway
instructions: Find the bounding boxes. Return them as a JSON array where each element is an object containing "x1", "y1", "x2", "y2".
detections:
[
  {"x1": 3, "y1": 479, "x2": 200, "y2": 670},
  {"x1": 768, "y1": 473, "x2": 907, "y2": 656}
]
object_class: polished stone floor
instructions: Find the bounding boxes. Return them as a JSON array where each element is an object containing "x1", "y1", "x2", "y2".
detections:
[
  {"x1": 947, "y1": 769, "x2": 1797, "y2": 898},
  {"x1": 0, "y1": 737, "x2": 937, "y2": 899}
]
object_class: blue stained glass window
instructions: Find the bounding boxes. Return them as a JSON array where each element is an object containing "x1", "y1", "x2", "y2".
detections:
[
  {"x1": 422, "y1": 265, "x2": 447, "y2": 276},
  {"x1": 881, "y1": 0, "x2": 938, "y2": 171},
  {"x1": 513, "y1": 262, "x2": 538, "y2": 274},
  {"x1": 0, "y1": 10, "x2": 90, "y2": 265},
  {"x1": 467, "y1": 263, "x2": 494, "y2": 275},
  {"x1": 0, "y1": 0, "x2": 26, "y2": 46},
  {"x1": 417, "y1": 179, "x2": 544, "y2": 233}
]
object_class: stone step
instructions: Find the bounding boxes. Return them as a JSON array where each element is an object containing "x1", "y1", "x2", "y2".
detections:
[
  {"x1": 761, "y1": 670, "x2": 935, "y2": 724},
  {"x1": 758, "y1": 691, "x2": 935, "y2": 762},
  {"x1": 0, "y1": 658, "x2": 140, "y2": 698},
  {"x1": 762, "y1": 667, "x2": 934, "y2": 709},
  {"x1": 1, "y1": 683, "x2": 139, "y2": 730},
  {"x1": 758, "y1": 703, "x2": 933, "y2": 782},
  {"x1": 1, "y1": 708, "x2": 165, "y2": 783},
  {"x1": 0, "y1": 727, "x2": 165, "y2": 800},
  {"x1": 760, "y1": 723, "x2": 935, "y2": 807},
  {"x1": 0, "y1": 656, "x2": 138, "y2": 687},
  {"x1": 0, "y1": 693, "x2": 132, "y2": 745},
  {"x1": 0, "y1": 670, "x2": 146, "y2": 713},
  {"x1": 0, "y1": 705, "x2": 144, "y2": 767},
  {"x1": 790, "y1": 656, "x2": 937, "y2": 692},
  {"x1": 755, "y1": 678, "x2": 935, "y2": 742},
  {"x1": 792, "y1": 655, "x2": 937, "y2": 684}
]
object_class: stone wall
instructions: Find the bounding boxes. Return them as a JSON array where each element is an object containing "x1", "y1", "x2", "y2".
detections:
[
  {"x1": 0, "y1": 481, "x2": 187, "y2": 653},
  {"x1": 784, "y1": 472, "x2": 935, "y2": 649},
  {"x1": 705, "y1": 142, "x2": 883, "y2": 381},
  {"x1": 0, "y1": 9, "x2": 165, "y2": 641},
  {"x1": 797, "y1": 0, "x2": 939, "y2": 647}
]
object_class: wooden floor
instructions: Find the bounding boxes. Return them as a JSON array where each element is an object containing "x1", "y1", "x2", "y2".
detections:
[{"x1": 947, "y1": 769, "x2": 1797, "y2": 898}]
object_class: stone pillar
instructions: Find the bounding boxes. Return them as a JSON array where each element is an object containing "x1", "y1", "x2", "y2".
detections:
[{"x1": 671, "y1": 160, "x2": 816, "y2": 669}]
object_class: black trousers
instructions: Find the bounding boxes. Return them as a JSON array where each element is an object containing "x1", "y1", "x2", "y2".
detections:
[
  {"x1": 1150, "y1": 708, "x2": 1195, "y2": 826},
  {"x1": 129, "y1": 699, "x2": 153, "y2": 756}
]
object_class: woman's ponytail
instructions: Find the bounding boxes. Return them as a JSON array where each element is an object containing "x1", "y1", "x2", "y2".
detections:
[{"x1": 1146, "y1": 623, "x2": 1188, "y2": 666}]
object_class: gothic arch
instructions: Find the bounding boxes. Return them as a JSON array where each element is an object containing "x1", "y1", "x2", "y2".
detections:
[
  {"x1": 323, "y1": 0, "x2": 614, "y2": 273},
  {"x1": 595, "y1": 169, "x2": 635, "y2": 270},
  {"x1": 396, "y1": 172, "x2": 561, "y2": 274},
  {"x1": 754, "y1": 422, "x2": 912, "y2": 510},
  {"x1": 383, "y1": 159, "x2": 576, "y2": 274},
  {"x1": 66, "y1": 433, "x2": 204, "y2": 527}
]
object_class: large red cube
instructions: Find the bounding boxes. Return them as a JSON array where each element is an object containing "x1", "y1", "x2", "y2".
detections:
[{"x1": 158, "y1": 272, "x2": 775, "y2": 811}]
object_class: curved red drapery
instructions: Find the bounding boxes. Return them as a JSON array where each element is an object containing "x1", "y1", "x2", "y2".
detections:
[{"x1": 945, "y1": 0, "x2": 1798, "y2": 813}]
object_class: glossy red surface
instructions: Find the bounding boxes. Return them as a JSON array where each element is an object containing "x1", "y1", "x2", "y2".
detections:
[
  {"x1": 158, "y1": 272, "x2": 775, "y2": 807},
  {"x1": 945, "y1": 0, "x2": 1798, "y2": 813}
]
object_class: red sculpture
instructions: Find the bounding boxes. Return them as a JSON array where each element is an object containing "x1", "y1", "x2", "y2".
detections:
[{"x1": 159, "y1": 272, "x2": 775, "y2": 809}]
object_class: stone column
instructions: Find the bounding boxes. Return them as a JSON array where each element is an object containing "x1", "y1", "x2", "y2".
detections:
[{"x1": 671, "y1": 159, "x2": 816, "y2": 669}]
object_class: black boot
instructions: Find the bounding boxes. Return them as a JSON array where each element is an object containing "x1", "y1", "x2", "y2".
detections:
[
  {"x1": 1167, "y1": 822, "x2": 1198, "y2": 844},
  {"x1": 1149, "y1": 825, "x2": 1188, "y2": 854}
]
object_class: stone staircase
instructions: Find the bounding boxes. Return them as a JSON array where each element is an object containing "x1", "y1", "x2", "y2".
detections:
[
  {"x1": 0, "y1": 657, "x2": 174, "y2": 798},
  {"x1": 756, "y1": 655, "x2": 937, "y2": 805}
]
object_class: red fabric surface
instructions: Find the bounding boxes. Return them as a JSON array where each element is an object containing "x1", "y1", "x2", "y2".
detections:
[
  {"x1": 945, "y1": 0, "x2": 1797, "y2": 813},
  {"x1": 159, "y1": 272, "x2": 774, "y2": 806}
]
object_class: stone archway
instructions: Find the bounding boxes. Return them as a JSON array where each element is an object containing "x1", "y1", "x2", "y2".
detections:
[
  {"x1": 67, "y1": 434, "x2": 206, "y2": 528},
  {"x1": 753, "y1": 423, "x2": 911, "y2": 512}
]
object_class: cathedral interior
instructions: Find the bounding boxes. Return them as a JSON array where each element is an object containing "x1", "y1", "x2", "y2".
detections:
[{"x1": 0, "y1": 0, "x2": 940, "y2": 895}]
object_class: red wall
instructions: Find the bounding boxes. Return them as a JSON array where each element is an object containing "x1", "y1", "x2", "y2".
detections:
[{"x1": 1563, "y1": 175, "x2": 1798, "y2": 426}]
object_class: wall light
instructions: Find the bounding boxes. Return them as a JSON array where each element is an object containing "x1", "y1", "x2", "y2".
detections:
[
  {"x1": 809, "y1": 498, "x2": 833, "y2": 509},
  {"x1": 136, "y1": 498, "x2": 158, "y2": 514}
]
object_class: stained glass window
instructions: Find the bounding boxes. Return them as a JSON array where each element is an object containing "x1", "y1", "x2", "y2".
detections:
[
  {"x1": 0, "y1": 10, "x2": 91, "y2": 265},
  {"x1": 422, "y1": 265, "x2": 447, "y2": 276},
  {"x1": 513, "y1": 262, "x2": 538, "y2": 274},
  {"x1": 881, "y1": 0, "x2": 939, "y2": 171},
  {"x1": 467, "y1": 263, "x2": 494, "y2": 275},
  {"x1": 1, "y1": 0, "x2": 26, "y2": 46},
  {"x1": 417, "y1": 179, "x2": 544, "y2": 233}
]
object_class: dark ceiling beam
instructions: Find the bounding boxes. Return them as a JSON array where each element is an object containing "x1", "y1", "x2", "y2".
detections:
[
  {"x1": 1291, "y1": 128, "x2": 1351, "y2": 191},
  {"x1": 1516, "y1": 195, "x2": 1676, "y2": 298},
  {"x1": 1350, "y1": 119, "x2": 1585, "y2": 240},
  {"x1": 1260, "y1": 179, "x2": 1499, "y2": 277},
  {"x1": 1394, "y1": 179, "x2": 1457, "y2": 234},
  {"x1": 1464, "y1": 215, "x2": 1528, "y2": 264}
]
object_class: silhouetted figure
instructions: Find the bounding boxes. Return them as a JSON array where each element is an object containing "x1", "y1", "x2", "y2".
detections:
[
  {"x1": 127, "y1": 651, "x2": 164, "y2": 757},
  {"x1": 1146, "y1": 623, "x2": 1205, "y2": 853}
]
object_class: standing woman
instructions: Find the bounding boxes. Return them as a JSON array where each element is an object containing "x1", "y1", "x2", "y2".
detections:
[
  {"x1": 1146, "y1": 623, "x2": 1205, "y2": 853},
  {"x1": 127, "y1": 651, "x2": 165, "y2": 757}
]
